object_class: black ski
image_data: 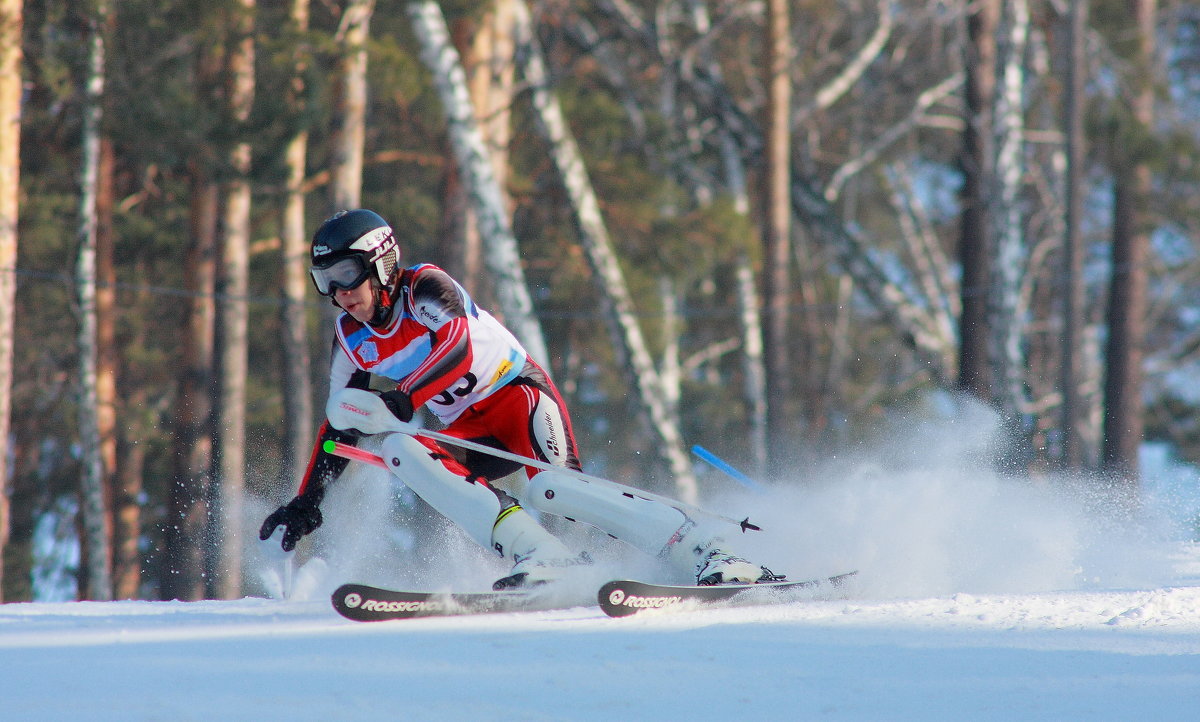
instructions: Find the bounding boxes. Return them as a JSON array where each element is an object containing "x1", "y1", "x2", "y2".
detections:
[
  {"x1": 598, "y1": 571, "x2": 858, "y2": 618},
  {"x1": 331, "y1": 583, "x2": 567, "y2": 621}
]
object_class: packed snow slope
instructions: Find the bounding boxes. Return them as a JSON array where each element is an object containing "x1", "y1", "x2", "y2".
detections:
[{"x1": 4, "y1": 398, "x2": 1200, "y2": 720}]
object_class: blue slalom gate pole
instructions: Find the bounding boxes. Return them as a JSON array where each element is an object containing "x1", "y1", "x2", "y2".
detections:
[{"x1": 691, "y1": 445, "x2": 765, "y2": 493}]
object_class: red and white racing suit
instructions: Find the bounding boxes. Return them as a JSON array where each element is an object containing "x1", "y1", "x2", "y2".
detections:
[{"x1": 298, "y1": 263, "x2": 579, "y2": 496}]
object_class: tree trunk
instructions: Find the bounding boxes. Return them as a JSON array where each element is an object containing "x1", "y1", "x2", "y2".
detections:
[
  {"x1": 406, "y1": 0, "x2": 549, "y2": 364},
  {"x1": 164, "y1": 170, "x2": 217, "y2": 601},
  {"x1": 76, "y1": 2, "x2": 113, "y2": 602},
  {"x1": 0, "y1": 0, "x2": 23, "y2": 602},
  {"x1": 1059, "y1": 0, "x2": 1088, "y2": 469},
  {"x1": 736, "y1": 259, "x2": 768, "y2": 479},
  {"x1": 455, "y1": 0, "x2": 516, "y2": 303},
  {"x1": 761, "y1": 0, "x2": 793, "y2": 468},
  {"x1": 510, "y1": 0, "x2": 698, "y2": 502},
  {"x1": 330, "y1": 0, "x2": 373, "y2": 211},
  {"x1": 957, "y1": 0, "x2": 999, "y2": 400},
  {"x1": 97, "y1": 135, "x2": 139, "y2": 598},
  {"x1": 212, "y1": 0, "x2": 255, "y2": 599},
  {"x1": 1102, "y1": 0, "x2": 1156, "y2": 485},
  {"x1": 281, "y1": 0, "x2": 313, "y2": 482},
  {"x1": 987, "y1": 0, "x2": 1030, "y2": 423}
]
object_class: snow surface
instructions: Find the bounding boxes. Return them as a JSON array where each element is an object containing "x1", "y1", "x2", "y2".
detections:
[{"x1": 5, "y1": 401, "x2": 1200, "y2": 720}]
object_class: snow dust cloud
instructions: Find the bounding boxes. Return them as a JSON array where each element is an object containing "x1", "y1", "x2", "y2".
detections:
[{"x1": 721, "y1": 395, "x2": 1188, "y2": 599}]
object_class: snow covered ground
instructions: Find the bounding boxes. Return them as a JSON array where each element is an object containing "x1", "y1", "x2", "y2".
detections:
[
  {"x1": 5, "y1": 403, "x2": 1200, "y2": 720},
  {"x1": 3, "y1": 574, "x2": 1200, "y2": 721}
]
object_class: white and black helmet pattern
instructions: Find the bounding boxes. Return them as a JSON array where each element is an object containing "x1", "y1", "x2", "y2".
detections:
[{"x1": 311, "y1": 209, "x2": 401, "y2": 289}]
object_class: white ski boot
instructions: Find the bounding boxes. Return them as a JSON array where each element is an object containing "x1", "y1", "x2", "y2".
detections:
[
  {"x1": 694, "y1": 548, "x2": 780, "y2": 585},
  {"x1": 490, "y1": 503, "x2": 591, "y2": 590}
]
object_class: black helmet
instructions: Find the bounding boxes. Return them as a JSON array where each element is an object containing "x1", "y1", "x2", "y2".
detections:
[{"x1": 310, "y1": 209, "x2": 402, "y2": 325}]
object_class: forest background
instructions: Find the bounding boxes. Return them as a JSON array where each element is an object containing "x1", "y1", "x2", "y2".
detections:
[{"x1": 0, "y1": 0, "x2": 1197, "y2": 603}]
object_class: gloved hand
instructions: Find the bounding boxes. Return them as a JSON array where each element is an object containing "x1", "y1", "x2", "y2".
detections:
[
  {"x1": 259, "y1": 491, "x2": 324, "y2": 552},
  {"x1": 379, "y1": 389, "x2": 414, "y2": 423}
]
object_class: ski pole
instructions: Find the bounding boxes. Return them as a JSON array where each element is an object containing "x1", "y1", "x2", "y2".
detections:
[
  {"x1": 322, "y1": 438, "x2": 760, "y2": 533},
  {"x1": 323, "y1": 388, "x2": 762, "y2": 533},
  {"x1": 690, "y1": 445, "x2": 765, "y2": 493},
  {"x1": 328, "y1": 388, "x2": 758, "y2": 527}
]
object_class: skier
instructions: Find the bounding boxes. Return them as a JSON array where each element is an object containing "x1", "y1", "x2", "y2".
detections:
[{"x1": 260, "y1": 209, "x2": 778, "y2": 589}]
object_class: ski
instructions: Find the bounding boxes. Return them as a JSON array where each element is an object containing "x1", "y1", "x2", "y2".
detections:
[
  {"x1": 331, "y1": 583, "x2": 571, "y2": 621},
  {"x1": 598, "y1": 571, "x2": 858, "y2": 618}
]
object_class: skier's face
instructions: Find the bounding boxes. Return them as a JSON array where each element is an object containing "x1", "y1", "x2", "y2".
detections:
[{"x1": 335, "y1": 281, "x2": 375, "y2": 324}]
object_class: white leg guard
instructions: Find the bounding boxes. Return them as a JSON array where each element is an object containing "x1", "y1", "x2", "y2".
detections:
[
  {"x1": 524, "y1": 470, "x2": 758, "y2": 581},
  {"x1": 380, "y1": 433, "x2": 587, "y2": 588},
  {"x1": 380, "y1": 433, "x2": 500, "y2": 549}
]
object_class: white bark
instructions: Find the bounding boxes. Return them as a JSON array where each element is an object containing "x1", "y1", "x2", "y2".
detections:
[
  {"x1": 795, "y1": 0, "x2": 895, "y2": 123},
  {"x1": 988, "y1": 0, "x2": 1031, "y2": 419},
  {"x1": 406, "y1": 0, "x2": 549, "y2": 364},
  {"x1": 76, "y1": 2, "x2": 112, "y2": 601},
  {"x1": 511, "y1": 0, "x2": 699, "y2": 503}
]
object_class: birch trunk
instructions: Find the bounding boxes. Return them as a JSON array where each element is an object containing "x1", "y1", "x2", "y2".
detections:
[
  {"x1": 682, "y1": 2, "x2": 767, "y2": 478},
  {"x1": 76, "y1": 2, "x2": 112, "y2": 601},
  {"x1": 0, "y1": 0, "x2": 20, "y2": 601},
  {"x1": 987, "y1": 0, "x2": 1030, "y2": 423},
  {"x1": 511, "y1": 0, "x2": 698, "y2": 502},
  {"x1": 406, "y1": 0, "x2": 549, "y2": 364},
  {"x1": 735, "y1": 260, "x2": 768, "y2": 479}
]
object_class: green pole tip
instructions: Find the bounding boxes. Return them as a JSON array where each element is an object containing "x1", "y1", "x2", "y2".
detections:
[{"x1": 322, "y1": 439, "x2": 337, "y2": 454}]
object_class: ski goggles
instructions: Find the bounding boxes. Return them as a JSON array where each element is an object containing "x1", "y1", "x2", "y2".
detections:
[{"x1": 311, "y1": 255, "x2": 372, "y2": 296}]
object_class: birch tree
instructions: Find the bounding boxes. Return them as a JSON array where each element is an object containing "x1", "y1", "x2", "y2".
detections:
[
  {"x1": 988, "y1": 0, "x2": 1031, "y2": 422},
  {"x1": 0, "y1": 0, "x2": 22, "y2": 601},
  {"x1": 511, "y1": 0, "x2": 699, "y2": 501},
  {"x1": 76, "y1": 0, "x2": 113, "y2": 601},
  {"x1": 405, "y1": 0, "x2": 549, "y2": 364}
]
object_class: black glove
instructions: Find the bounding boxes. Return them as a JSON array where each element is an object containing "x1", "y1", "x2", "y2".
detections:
[
  {"x1": 379, "y1": 389, "x2": 414, "y2": 423},
  {"x1": 259, "y1": 489, "x2": 325, "y2": 552}
]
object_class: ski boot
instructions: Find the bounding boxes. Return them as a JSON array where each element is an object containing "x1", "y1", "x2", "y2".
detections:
[
  {"x1": 490, "y1": 502, "x2": 592, "y2": 590},
  {"x1": 694, "y1": 548, "x2": 785, "y2": 586}
]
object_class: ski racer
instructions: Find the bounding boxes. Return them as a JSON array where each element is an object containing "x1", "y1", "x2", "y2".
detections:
[{"x1": 260, "y1": 208, "x2": 778, "y2": 589}]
